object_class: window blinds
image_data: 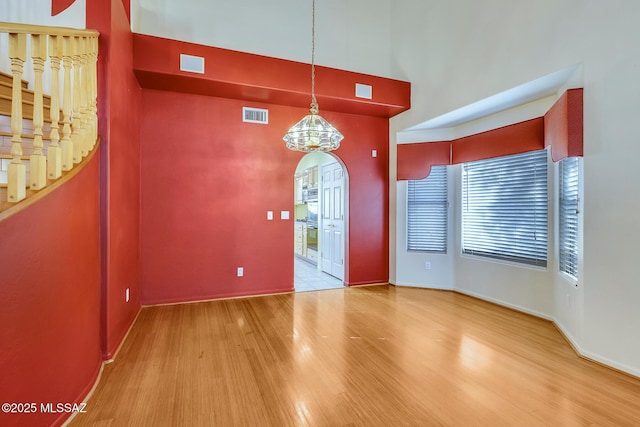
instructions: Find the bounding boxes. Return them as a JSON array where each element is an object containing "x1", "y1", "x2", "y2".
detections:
[
  {"x1": 462, "y1": 150, "x2": 548, "y2": 267},
  {"x1": 559, "y1": 157, "x2": 579, "y2": 279},
  {"x1": 407, "y1": 166, "x2": 448, "y2": 253}
]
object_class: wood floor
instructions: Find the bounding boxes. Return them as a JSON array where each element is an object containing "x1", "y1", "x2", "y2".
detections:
[{"x1": 71, "y1": 285, "x2": 640, "y2": 426}]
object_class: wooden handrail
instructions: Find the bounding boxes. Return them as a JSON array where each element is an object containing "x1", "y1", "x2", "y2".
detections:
[{"x1": 0, "y1": 22, "x2": 99, "y2": 38}]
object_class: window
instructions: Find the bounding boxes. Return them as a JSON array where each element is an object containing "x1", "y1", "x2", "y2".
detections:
[
  {"x1": 559, "y1": 157, "x2": 579, "y2": 279},
  {"x1": 462, "y1": 150, "x2": 548, "y2": 267},
  {"x1": 407, "y1": 166, "x2": 448, "y2": 253}
]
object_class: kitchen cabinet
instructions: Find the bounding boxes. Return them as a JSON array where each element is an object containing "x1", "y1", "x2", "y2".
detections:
[
  {"x1": 294, "y1": 222, "x2": 307, "y2": 257},
  {"x1": 294, "y1": 174, "x2": 304, "y2": 204},
  {"x1": 306, "y1": 166, "x2": 318, "y2": 188},
  {"x1": 307, "y1": 248, "x2": 318, "y2": 263}
]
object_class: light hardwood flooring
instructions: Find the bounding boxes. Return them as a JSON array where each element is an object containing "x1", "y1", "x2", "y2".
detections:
[{"x1": 71, "y1": 285, "x2": 640, "y2": 426}]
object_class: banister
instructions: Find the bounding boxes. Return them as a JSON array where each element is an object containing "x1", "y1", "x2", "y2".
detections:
[
  {"x1": 0, "y1": 22, "x2": 99, "y2": 38},
  {"x1": 0, "y1": 22, "x2": 99, "y2": 207}
]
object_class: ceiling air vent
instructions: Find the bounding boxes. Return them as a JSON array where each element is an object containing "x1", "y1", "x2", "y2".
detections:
[{"x1": 243, "y1": 107, "x2": 269, "y2": 124}]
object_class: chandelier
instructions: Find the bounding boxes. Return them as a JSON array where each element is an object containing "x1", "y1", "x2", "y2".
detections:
[{"x1": 283, "y1": 0, "x2": 344, "y2": 152}]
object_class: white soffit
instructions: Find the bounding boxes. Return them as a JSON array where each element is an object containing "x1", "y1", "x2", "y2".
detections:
[{"x1": 398, "y1": 64, "x2": 582, "y2": 143}]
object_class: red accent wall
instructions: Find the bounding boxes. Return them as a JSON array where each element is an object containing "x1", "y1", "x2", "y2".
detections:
[
  {"x1": 121, "y1": 0, "x2": 130, "y2": 21},
  {"x1": 0, "y1": 154, "x2": 102, "y2": 427},
  {"x1": 140, "y1": 91, "x2": 389, "y2": 304},
  {"x1": 133, "y1": 34, "x2": 410, "y2": 118},
  {"x1": 51, "y1": 0, "x2": 77, "y2": 16},
  {"x1": 87, "y1": 0, "x2": 142, "y2": 359}
]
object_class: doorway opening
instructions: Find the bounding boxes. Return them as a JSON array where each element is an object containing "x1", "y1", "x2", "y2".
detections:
[{"x1": 293, "y1": 152, "x2": 348, "y2": 292}]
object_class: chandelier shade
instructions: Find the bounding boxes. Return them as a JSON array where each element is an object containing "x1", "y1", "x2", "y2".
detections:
[
  {"x1": 283, "y1": 0, "x2": 343, "y2": 152},
  {"x1": 283, "y1": 112, "x2": 344, "y2": 152}
]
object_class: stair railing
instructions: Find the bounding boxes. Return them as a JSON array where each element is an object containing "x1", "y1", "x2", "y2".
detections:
[{"x1": 0, "y1": 23, "x2": 99, "y2": 204}]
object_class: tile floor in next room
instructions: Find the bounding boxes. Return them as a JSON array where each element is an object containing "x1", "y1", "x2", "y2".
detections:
[{"x1": 294, "y1": 256, "x2": 344, "y2": 292}]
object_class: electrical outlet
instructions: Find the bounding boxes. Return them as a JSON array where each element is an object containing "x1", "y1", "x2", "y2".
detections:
[
  {"x1": 125, "y1": 288, "x2": 130, "y2": 302},
  {"x1": 425, "y1": 262, "x2": 431, "y2": 270},
  {"x1": 237, "y1": 267, "x2": 244, "y2": 277}
]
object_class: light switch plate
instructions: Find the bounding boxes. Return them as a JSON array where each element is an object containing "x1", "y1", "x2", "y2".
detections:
[
  {"x1": 372, "y1": 149, "x2": 377, "y2": 158},
  {"x1": 281, "y1": 211, "x2": 290, "y2": 220},
  {"x1": 267, "y1": 211, "x2": 273, "y2": 220},
  {"x1": 237, "y1": 267, "x2": 244, "y2": 277}
]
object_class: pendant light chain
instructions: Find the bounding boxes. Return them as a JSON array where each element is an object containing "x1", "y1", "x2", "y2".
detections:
[
  {"x1": 282, "y1": 0, "x2": 343, "y2": 152},
  {"x1": 310, "y1": 0, "x2": 318, "y2": 114}
]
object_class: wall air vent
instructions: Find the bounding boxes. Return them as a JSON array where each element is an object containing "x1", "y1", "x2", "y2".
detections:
[
  {"x1": 243, "y1": 107, "x2": 269, "y2": 124},
  {"x1": 355, "y1": 83, "x2": 373, "y2": 99},
  {"x1": 180, "y1": 54, "x2": 205, "y2": 74}
]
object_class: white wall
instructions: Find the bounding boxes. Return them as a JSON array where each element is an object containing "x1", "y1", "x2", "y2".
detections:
[
  {"x1": 390, "y1": 0, "x2": 640, "y2": 376},
  {"x1": 295, "y1": 151, "x2": 335, "y2": 175},
  {"x1": 130, "y1": 0, "x2": 393, "y2": 78},
  {"x1": 394, "y1": 170, "x2": 454, "y2": 290},
  {"x1": 0, "y1": 0, "x2": 85, "y2": 27},
  {"x1": 451, "y1": 161, "x2": 556, "y2": 319},
  {"x1": 0, "y1": 1, "x2": 86, "y2": 91}
]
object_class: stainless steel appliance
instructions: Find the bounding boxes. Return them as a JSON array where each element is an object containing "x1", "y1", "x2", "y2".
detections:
[{"x1": 306, "y1": 201, "x2": 318, "y2": 229}]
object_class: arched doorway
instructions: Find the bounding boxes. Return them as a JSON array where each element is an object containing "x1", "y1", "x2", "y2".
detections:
[{"x1": 293, "y1": 152, "x2": 348, "y2": 292}]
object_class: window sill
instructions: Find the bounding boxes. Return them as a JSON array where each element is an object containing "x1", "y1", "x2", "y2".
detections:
[{"x1": 460, "y1": 253, "x2": 548, "y2": 272}]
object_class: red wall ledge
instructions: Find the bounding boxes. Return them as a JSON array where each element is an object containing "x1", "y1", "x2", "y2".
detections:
[{"x1": 132, "y1": 34, "x2": 410, "y2": 118}]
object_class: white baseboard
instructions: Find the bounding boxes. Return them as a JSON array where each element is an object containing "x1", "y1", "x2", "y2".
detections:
[
  {"x1": 393, "y1": 281, "x2": 454, "y2": 290},
  {"x1": 62, "y1": 363, "x2": 105, "y2": 427},
  {"x1": 454, "y1": 287, "x2": 554, "y2": 321},
  {"x1": 553, "y1": 319, "x2": 640, "y2": 378},
  {"x1": 455, "y1": 287, "x2": 640, "y2": 379}
]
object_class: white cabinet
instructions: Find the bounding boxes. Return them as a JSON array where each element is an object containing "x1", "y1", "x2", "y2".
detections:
[
  {"x1": 307, "y1": 248, "x2": 318, "y2": 262},
  {"x1": 306, "y1": 166, "x2": 318, "y2": 189},
  {"x1": 294, "y1": 222, "x2": 307, "y2": 256},
  {"x1": 294, "y1": 174, "x2": 304, "y2": 204}
]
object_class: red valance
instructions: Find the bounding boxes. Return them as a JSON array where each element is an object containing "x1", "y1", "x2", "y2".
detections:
[
  {"x1": 397, "y1": 89, "x2": 583, "y2": 180},
  {"x1": 544, "y1": 88, "x2": 583, "y2": 161},
  {"x1": 451, "y1": 117, "x2": 544, "y2": 164},
  {"x1": 397, "y1": 141, "x2": 451, "y2": 180}
]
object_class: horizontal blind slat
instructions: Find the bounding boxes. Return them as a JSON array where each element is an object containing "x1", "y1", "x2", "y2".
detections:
[
  {"x1": 462, "y1": 150, "x2": 548, "y2": 266},
  {"x1": 559, "y1": 157, "x2": 580, "y2": 278},
  {"x1": 408, "y1": 166, "x2": 448, "y2": 252}
]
